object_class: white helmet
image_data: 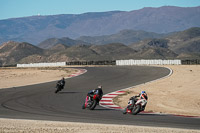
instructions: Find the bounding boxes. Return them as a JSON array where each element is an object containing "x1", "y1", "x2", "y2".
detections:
[{"x1": 98, "y1": 85, "x2": 102, "y2": 89}]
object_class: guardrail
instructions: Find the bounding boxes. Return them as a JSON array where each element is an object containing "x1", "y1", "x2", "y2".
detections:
[
  {"x1": 16, "y1": 59, "x2": 200, "y2": 67},
  {"x1": 181, "y1": 59, "x2": 200, "y2": 65},
  {"x1": 17, "y1": 62, "x2": 66, "y2": 67},
  {"x1": 16, "y1": 61, "x2": 116, "y2": 67},
  {"x1": 116, "y1": 59, "x2": 181, "y2": 65},
  {"x1": 66, "y1": 60, "x2": 116, "y2": 65}
]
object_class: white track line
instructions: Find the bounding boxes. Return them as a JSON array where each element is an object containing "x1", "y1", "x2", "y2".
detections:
[
  {"x1": 100, "y1": 66, "x2": 200, "y2": 118},
  {"x1": 100, "y1": 66, "x2": 173, "y2": 110}
]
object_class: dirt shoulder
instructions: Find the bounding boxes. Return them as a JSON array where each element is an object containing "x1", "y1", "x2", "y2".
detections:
[
  {"x1": 0, "y1": 66, "x2": 200, "y2": 132},
  {"x1": 114, "y1": 65, "x2": 200, "y2": 116},
  {"x1": 0, "y1": 67, "x2": 77, "y2": 89},
  {"x1": 0, "y1": 118, "x2": 199, "y2": 133}
]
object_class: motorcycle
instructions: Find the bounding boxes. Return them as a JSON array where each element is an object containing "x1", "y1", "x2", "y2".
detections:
[
  {"x1": 82, "y1": 94, "x2": 100, "y2": 110},
  {"x1": 123, "y1": 96, "x2": 147, "y2": 115},
  {"x1": 55, "y1": 83, "x2": 63, "y2": 93}
]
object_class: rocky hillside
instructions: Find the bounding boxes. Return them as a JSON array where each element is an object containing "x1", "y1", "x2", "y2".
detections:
[
  {"x1": 0, "y1": 6, "x2": 200, "y2": 44},
  {"x1": 129, "y1": 27, "x2": 200, "y2": 59},
  {"x1": 0, "y1": 41, "x2": 178, "y2": 66},
  {"x1": 36, "y1": 29, "x2": 168, "y2": 49},
  {"x1": 0, "y1": 41, "x2": 43, "y2": 66},
  {"x1": 38, "y1": 37, "x2": 89, "y2": 49},
  {"x1": 77, "y1": 29, "x2": 167, "y2": 45},
  {"x1": 1, "y1": 27, "x2": 200, "y2": 66},
  {"x1": 167, "y1": 27, "x2": 200, "y2": 54}
]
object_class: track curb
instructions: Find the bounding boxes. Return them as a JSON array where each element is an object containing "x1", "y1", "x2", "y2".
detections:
[
  {"x1": 68, "y1": 69, "x2": 87, "y2": 78},
  {"x1": 99, "y1": 66, "x2": 200, "y2": 118}
]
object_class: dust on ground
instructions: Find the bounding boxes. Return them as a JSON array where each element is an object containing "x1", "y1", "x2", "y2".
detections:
[
  {"x1": 0, "y1": 67, "x2": 77, "y2": 89},
  {"x1": 0, "y1": 118, "x2": 199, "y2": 133},
  {"x1": 0, "y1": 65, "x2": 200, "y2": 132},
  {"x1": 114, "y1": 65, "x2": 200, "y2": 116}
]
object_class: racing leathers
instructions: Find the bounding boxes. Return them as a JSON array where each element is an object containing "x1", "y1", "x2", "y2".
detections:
[
  {"x1": 129, "y1": 92, "x2": 148, "y2": 111},
  {"x1": 87, "y1": 88, "x2": 103, "y2": 104},
  {"x1": 56, "y1": 78, "x2": 65, "y2": 90}
]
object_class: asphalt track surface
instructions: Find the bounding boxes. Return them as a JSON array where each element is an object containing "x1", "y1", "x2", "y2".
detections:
[{"x1": 0, "y1": 66, "x2": 200, "y2": 130}]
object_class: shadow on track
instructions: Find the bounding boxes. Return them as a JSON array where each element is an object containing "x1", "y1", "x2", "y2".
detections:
[
  {"x1": 58, "y1": 91, "x2": 80, "y2": 94},
  {"x1": 94, "y1": 108, "x2": 113, "y2": 111}
]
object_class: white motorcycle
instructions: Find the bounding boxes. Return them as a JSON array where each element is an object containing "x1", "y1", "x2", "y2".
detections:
[{"x1": 123, "y1": 96, "x2": 147, "y2": 115}]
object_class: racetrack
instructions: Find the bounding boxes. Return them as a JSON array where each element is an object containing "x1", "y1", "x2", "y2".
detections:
[{"x1": 0, "y1": 66, "x2": 199, "y2": 130}]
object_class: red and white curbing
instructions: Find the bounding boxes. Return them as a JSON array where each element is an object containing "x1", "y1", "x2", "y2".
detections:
[
  {"x1": 99, "y1": 67, "x2": 200, "y2": 118},
  {"x1": 100, "y1": 91, "x2": 126, "y2": 110},
  {"x1": 100, "y1": 66, "x2": 173, "y2": 110},
  {"x1": 99, "y1": 90, "x2": 160, "y2": 114},
  {"x1": 68, "y1": 69, "x2": 87, "y2": 78}
]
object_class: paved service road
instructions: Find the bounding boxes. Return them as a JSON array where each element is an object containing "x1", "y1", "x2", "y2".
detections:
[{"x1": 0, "y1": 66, "x2": 199, "y2": 129}]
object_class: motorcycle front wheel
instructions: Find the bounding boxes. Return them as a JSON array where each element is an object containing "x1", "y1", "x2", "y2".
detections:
[
  {"x1": 132, "y1": 104, "x2": 141, "y2": 115},
  {"x1": 82, "y1": 103, "x2": 86, "y2": 109},
  {"x1": 55, "y1": 87, "x2": 61, "y2": 93},
  {"x1": 89, "y1": 100, "x2": 97, "y2": 110},
  {"x1": 123, "y1": 108, "x2": 127, "y2": 114},
  {"x1": 55, "y1": 89, "x2": 59, "y2": 93}
]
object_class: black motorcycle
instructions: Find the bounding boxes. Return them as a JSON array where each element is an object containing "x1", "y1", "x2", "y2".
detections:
[{"x1": 55, "y1": 83, "x2": 63, "y2": 93}]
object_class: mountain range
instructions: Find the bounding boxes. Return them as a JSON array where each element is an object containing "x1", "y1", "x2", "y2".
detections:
[
  {"x1": 129, "y1": 27, "x2": 200, "y2": 58},
  {"x1": 77, "y1": 29, "x2": 168, "y2": 45},
  {"x1": 38, "y1": 37, "x2": 89, "y2": 49},
  {"x1": 0, "y1": 6, "x2": 200, "y2": 44},
  {"x1": 0, "y1": 27, "x2": 200, "y2": 66},
  {"x1": 38, "y1": 29, "x2": 167, "y2": 49}
]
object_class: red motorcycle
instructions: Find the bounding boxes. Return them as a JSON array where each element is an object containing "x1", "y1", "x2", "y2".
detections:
[{"x1": 82, "y1": 94, "x2": 100, "y2": 110}]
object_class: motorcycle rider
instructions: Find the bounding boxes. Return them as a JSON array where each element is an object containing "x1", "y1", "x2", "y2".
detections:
[
  {"x1": 56, "y1": 77, "x2": 65, "y2": 90},
  {"x1": 87, "y1": 85, "x2": 103, "y2": 104},
  {"x1": 129, "y1": 91, "x2": 148, "y2": 111}
]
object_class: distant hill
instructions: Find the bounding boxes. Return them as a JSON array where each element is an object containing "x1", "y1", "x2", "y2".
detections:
[
  {"x1": 168, "y1": 27, "x2": 200, "y2": 41},
  {"x1": 90, "y1": 43, "x2": 137, "y2": 60},
  {"x1": 0, "y1": 6, "x2": 200, "y2": 44},
  {"x1": 0, "y1": 41, "x2": 178, "y2": 66},
  {"x1": 0, "y1": 41, "x2": 43, "y2": 66},
  {"x1": 134, "y1": 47, "x2": 178, "y2": 59},
  {"x1": 166, "y1": 27, "x2": 200, "y2": 54},
  {"x1": 38, "y1": 37, "x2": 89, "y2": 49},
  {"x1": 49, "y1": 43, "x2": 69, "y2": 51},
  {"x1": 129, "y1": 38, "x2": 170, "y2": 50},
  {"x1": 77, "y1": 29, "x2": 167, "y2": 45},
  {"x1": 1, "y1": 27, "x2": 200, "y2": 66},
  {"x1": 129, "y1": 27, "x2": 200, "y2": 59}
]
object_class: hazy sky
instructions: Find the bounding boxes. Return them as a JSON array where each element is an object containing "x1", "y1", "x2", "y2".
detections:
[{"x1": 1, "y1": 0, "x2": 200, "y2": 20}]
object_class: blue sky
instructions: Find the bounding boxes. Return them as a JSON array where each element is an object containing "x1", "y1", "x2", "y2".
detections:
[{"x1": 1, "y1": 0, "x2": 200, "y2": 20}]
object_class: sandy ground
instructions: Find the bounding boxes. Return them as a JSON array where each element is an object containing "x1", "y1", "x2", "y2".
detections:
[
  {"x1": 114, "y1": 65, "x2": 200, "y2": 116},
  {"x1": 0, "y1": 118, "x2": 200, "y2": 133},
  {"x1": 0, "y1": 67, "x2": 77, "y2": 89},
  {"x1": 0, "y1": 65, "x2": 200, "y2": 132}
]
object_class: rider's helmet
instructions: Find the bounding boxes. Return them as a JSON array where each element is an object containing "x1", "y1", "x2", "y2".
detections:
[
  {"x1": 98, "y1": 85, "x2": 102, "y2": 89},
  {"x1": 141, "y1": 91, "x2": 147, "y2": 96},
  {"x1": 62, "y1": 77, "x2": 65, "y2": 81},
  {"x1": 141, "y1": 91, "x2": 146, "y2": 94},
  {"x1": 97, "y1": 85, "x2": 103, "y2": 97},
  {"x1": 140, "y1": 91, "x2": 148, "y2": 100}
]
